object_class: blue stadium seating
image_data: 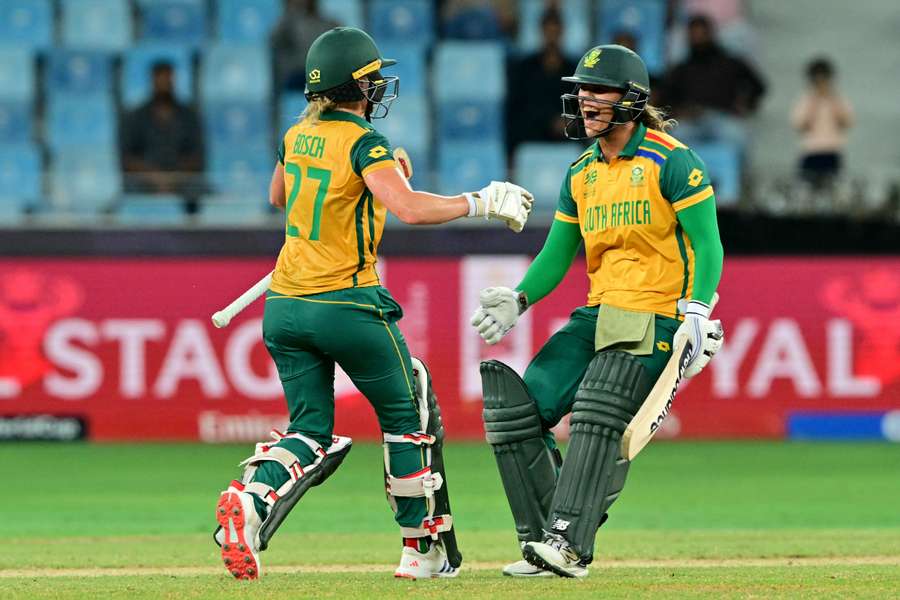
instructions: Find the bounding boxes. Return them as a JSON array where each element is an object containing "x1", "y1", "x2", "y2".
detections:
[
  {"x1": 46, "y1": 51, "x2": 113, "y2": 95},
  {"x1": 61, "y1": 0, "x2": 132, "y2": 50},
  {"x1": 216, "y1": 0, "x2": 282, "y2": 42},
  {"x1": 116, "y1": 194, "x2": 186, "y2": 225},
  {"x1": 121, "y1": 44, "x2": 194, "y2": 108},
  {"x1": 208, "y1": 144, "x2": 272, "y2": 196},
  {"x1": 51, "y1": 149, "x2": 122, "y2": 213},
  {"x1": 201, "y1": 44, "x2": 271, "y2": 102},
  {"x1": 692, "y1": 142, "x2": 742, "y2": 207},
  {"x1": 433, "y1": 42, "x2": 505, "y2": 102},
  {"x1": 379, "y1": 95, "x2": 430, "y2": 154},
  {"x1": 597, "y1": 0, "x2": 666, "y2": 75},
  {"x1": 47, "y1": 93, "x2": 117, "y2": 148},
  {"x1": 438, "y1": 141, "x2": 506, "y2": 196},
  {"x1": 317, "y1": 0, "x2": 363, "y2": 29},
  {"x1": 204, "y1": 101, "x2": 272, "y2": 145},
  {"x1": 370, "y1": 0, "x2": 434, "y2": 45},
  {"x1": 141, "y1": 0, "x2": 208, "y2": 47},
  {"x1": 518, "y1": 0, "x2": 589, "y2": 59},
  {"x1": 0, "y1": 102, "x2": 32, "y2": 143},
  {"x1": 514, "y1": 143, "x2": 585, "y2": 216},
  {"x1": 0, "y1": 143, "x2": 42, "y2": 211},
  {"x1": 377, "y1": 41, "x2": 428, "y2": 98},
  {"x1": 438, "y1": 100, "x2": 502, "y2": 142},
  {"x1": 0, "y1": 49, "x2": 35, "y2": 102},
  {"x1": 278, "y1": 92, "x2": 308, "y2": 136},
  {"x1": 443, "y1": 5, "x2": 502, "y2": 40},
  {"x1": 0, "y1": 0, "x2": 52, "y2": 51},
  {"x1": 197, "y1": 196, "x2": 271, "y2": 226}
]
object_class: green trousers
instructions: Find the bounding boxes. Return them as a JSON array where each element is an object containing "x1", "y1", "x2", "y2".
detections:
[
  {"x1": 523, "y1": 306, "x2": 680, "y2": 438},
  {"x1": 252, "y1": 285, "x2": 427, "y2": 529}
]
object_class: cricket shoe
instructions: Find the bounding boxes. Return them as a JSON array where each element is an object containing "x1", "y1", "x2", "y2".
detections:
[
  {"x1": 502, "y1": 559, "x2": 553, "y2": 577},
  {"x1": 523, "y1": 534, "x2": 589, "y2": 578},
  {"x1": 216, "y1": 483, "x2": 263, "y2": 580},
  {"x1": 394, "y1": 543, "x2": 459, "y2": 579}
]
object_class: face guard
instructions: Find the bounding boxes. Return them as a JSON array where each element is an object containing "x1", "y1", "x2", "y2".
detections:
[
  {"x1": 360, "y1": 71, "x2": 399, "y2": 120},
  {"x1": 560, "y1": 83, "x2": 648, "y2": 140}
]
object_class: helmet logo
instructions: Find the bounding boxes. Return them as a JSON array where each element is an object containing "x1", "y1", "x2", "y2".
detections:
[
  {"x1": 308, "y1": 69, "x2": 321, "y2": 84},
  {"x1": 583, "y1": 49, "x2": 602, "y2": 68}
]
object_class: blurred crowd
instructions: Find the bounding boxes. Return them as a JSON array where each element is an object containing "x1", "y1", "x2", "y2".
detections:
[{"x1": 0, "y1": 0, "x2": 885, "y2": 227}]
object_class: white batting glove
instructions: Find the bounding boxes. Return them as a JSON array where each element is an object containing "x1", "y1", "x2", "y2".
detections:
[
  {"x1": 470, "y1": 286, "x2": 524, "y2": 345},
  {"x1": 464, "y1": 181, "x2": 534, "y2": 232},
  {"x1": 672, "y1": 300, "x2": 725, "y2": 378}
]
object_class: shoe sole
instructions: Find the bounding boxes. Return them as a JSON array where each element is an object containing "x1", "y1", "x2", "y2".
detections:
[
  {"x1": 522, "y1": 544, "x2": 577, "y2": 579},
  {"x1": 216, "y1": 492, "x2": 259, "y2": 580},
  {"x1": 502, "y1": 569, "x2": 554, "y2": 577}
]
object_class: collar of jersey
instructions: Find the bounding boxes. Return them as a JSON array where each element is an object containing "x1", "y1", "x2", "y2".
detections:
[
  {"x1": 594, "y1": 122, "x2": 647, "y2": 162},
  {"x1": 319, "y1": 109, "x2": 372, "y2": 130}
]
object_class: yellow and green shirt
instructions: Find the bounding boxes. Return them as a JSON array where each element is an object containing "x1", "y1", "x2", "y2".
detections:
[
  {"x1": 270, "y1": 110, "x2": 396, "y2": 296},
  {"x1": 555, "y1": 123, "x2": 715, "y2": 318}
]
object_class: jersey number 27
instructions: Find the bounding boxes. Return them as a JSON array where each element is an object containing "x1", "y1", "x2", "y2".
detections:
[{"x1": 285, "y1": 162, "x2": 332, "y2": 240}]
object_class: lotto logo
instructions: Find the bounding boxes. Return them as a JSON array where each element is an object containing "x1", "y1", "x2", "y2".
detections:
[
  {"x1": 369, "y1": 146, "x2": 388, "y2": 159},
  {"x1": 687, "y1": 168, "x2": 703, "y2": 187}
]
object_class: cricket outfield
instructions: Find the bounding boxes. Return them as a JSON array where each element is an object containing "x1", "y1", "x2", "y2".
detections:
[{"x1": 2, "y1": 441, "x2": 898, "y2": 598}]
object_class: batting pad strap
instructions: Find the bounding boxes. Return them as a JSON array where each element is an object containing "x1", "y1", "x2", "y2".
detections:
[
  {"x1": 400, "y1": 515, "x2": 453, "y2": 538},
  {"x1": 383, "y1": 432, "x2": 437, "y2": 446},
  {"x1": 386, "y1": 467, "x2": 444, "y2": 498}
]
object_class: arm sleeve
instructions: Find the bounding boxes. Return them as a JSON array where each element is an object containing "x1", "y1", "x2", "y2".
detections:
[
  {"x1": 276, "y1": 139, "x2": 285, "y2": 165},
  {"x1": 554, "y1": 169, "x2": 579, "y2": 223},
  {"x1": 660, "y1": 147, "x2": 714, "y2": 212},
  {"x1": 514, "y1": 218, "x2": 582, "y2": 306},
  {"x1": 350, "y1": 129, "x2": 395, "y2": 177}
]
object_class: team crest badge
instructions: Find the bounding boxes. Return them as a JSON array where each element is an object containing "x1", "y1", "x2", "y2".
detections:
[
  {"x1": 630, "y1": 165, "x2": 645, "y2": 186},
  {"x1": 308, "y1": 69, "x2": 321, "y2": 84},
  {"x1": 583, "y1": 48, "x2": 602, "y2": 68}
]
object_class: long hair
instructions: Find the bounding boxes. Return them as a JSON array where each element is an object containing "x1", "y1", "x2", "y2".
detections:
[
  {"x1": 299, "y1": 97, "x2": 336, "y2": 125},
  {"x1": 641, "y1": 103, "x2": 677, "y2": 132}
]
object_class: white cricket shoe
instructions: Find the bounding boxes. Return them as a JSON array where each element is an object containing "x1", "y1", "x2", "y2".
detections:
[
  {"x1": 502, "y1": 559, "x2": 553, "y2": 577},
  {"x1": 523, "y1": 536, "x2": 589, "y2": 578},
  {"x1": 394, "y1": 543, "x2": 459, "y2": 579},
  {"x1": 216, "y1": 484, "x2": 263, "y2": 580}
]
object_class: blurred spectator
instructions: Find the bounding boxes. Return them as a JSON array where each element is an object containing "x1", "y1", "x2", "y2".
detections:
[
  {"x1": 505, "y1": 8, "x2": 576, "y2": 153},
  {"x1": 791, "y1": 57, "x2": 853, "y2": 188},
  {"x1": 271, "y1": 0, "x2": 339, "y2": 91},
  {"x1": 119, "y1": 61, "x2": 205, "y2": 212},
  {"x1": 663, "y1": 14, "x2": 765, "y2": 152},
  {"x1": 612, "y1": 30, "x2": 663, "y2": 105}
]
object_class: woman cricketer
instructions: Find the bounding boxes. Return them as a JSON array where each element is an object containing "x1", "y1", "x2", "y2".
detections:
[
  {"x1": 214, "y1": 27, "x2": 533, "y2": 581},
  {"x1": 471, "y1": 45, "x2": 725, "y2": 578}
]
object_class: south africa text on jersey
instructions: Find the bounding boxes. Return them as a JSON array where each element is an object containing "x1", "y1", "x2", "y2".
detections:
[{"x1": 582, "y1": 199, "x2": 652, "y2": 233}]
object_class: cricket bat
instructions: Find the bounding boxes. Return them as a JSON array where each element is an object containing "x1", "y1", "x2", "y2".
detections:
[{"x1": 620, "y1": 293, "x2": 720, "y2": 460}]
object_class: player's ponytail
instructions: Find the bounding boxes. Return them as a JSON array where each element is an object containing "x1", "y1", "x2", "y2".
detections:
[
  {"x1": 299, "y1": 98, "x2": 336, "y2": 125},
  {"x1": 641, "y1": 104, "x2": 677, "y2": 132}
]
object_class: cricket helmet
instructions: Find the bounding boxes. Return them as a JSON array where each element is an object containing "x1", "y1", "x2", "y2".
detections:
[
  {"x1": 304, "y1": 27, "x2": 398, "y2": 119},
  {"x1": 560, "y1": 44, "x2": 650, "y2": 139}
]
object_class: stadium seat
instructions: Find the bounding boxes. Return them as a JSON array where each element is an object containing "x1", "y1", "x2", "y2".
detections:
[
  {"x1": 438, "y1": 140, "x2": 506, "y2": 196},
  {"x1": 0, "y1": 143, "x2": 42, "y2": 212},
  {"x1": 216, "y1": 0, "x2": 282, "y2": 42},
  {"x1": 317, "y1": 0, "x2": 363, "y2": 29},
  {"x1": 201, "y1": 44, "x2": 271, "y2": 102},
  {"x1": 46, "y1": 50, "x2": 113, "y2": 95},
  {"x1": 278, "y1": 92, "x2": 308, "y2": 136},
  {"x1": 204, "y1": 101, "x2": 272, "y2": 145},
  {"x1": 378, "y1": 95, "x2": 430, "y2": 154},
  {"x1": 0, "y1": 102, "x2": 32, "y2": 143},
  {"x1": 208, "y1": 144, "x2": 273, "y2": 196},
  {"x1": 51, "y1": 148, "x2": 122, "y2": 213},
  {"x1": 121, "y1": 43, "x2": 194, "y2": 108},
  {"x1": 433, "y1": 42, "x2": 505, "y2": 102},
  {"x1": 0, "y1": 0, "x2": 52, "y2": 51},
  {"x1": 443, "y1": 5, "x2": 502, "y2": 40},
  {"x1": 517, "y1": 0, "x2": 589, "y2": 58},
  {"x1": 514, "y1": 143, "x2": 585, "y2": 215},
  {"x1": 196, "y1": 195, "x2": 271, "y2": 226},
  {"x1": 597, "y1": 0, "x2": 666, "y2": 75},
  {"x1": 47, "y1": 93, "x2": 117, "y2": 148},
  {"x1": 377, "y1": 41, "x2": 428, "y2": 98},
  {"x1": 116, "y1": 194, "x2": 187, "y2": 225},
  {"x1": 61, "y1": 0, "x2": 133, "y2": 51},
  {"x1": 0, "y1": 48, "x2": 35, "y2": 102},
  {"x1": 691, "y1": 142, "x2": 742, "y2": 207},
  {"x1": 370, "y1": 0, "x2": 434, "y2": 45},
  {"x1": 140, "y1": 0, "x2": 208, "y2": 47},
  {"x1": 437, "y1": 100, "x2": 502, "y2": 142}
]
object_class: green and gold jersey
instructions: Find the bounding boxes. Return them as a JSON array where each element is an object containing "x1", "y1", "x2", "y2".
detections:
[
  {"x1": 270, "y1": 110, "x2": 396, "y2": 296},
  {"x1": 556, "y1": 123, "x2": 715, "y2": 318}
]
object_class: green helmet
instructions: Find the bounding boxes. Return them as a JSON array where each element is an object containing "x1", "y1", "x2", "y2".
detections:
[
  {"x1": 305, "y1": 27, "x2": 398, "y2": 119},
  {"x1": 560, "y1": 44, "x2": 650, "y2": 139}
]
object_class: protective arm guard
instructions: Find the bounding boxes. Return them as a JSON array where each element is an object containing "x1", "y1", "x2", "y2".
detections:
[
  {"x1": 383, "y1": 357, "x2": 462, "y2": 568},
  {"x1": 481, "y1": 360, "x2": 562, "y2": 546}
]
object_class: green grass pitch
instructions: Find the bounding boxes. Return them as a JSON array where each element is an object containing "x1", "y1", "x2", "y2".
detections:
[{"x1": 2, "y1": 440, "x2": 899, "y2": 598}]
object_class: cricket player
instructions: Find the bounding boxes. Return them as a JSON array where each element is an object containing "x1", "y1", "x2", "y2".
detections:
[
  {"x1": 471, "y1": 45, "x2": 725, "y2": 577},
  {"x1": 214, "y1": 27, "x2": 533, "y2": 580}
]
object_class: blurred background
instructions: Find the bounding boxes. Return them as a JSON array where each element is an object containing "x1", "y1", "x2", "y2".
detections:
[{"x1": 0, "y1": 0, "x2": 898, "y2": 445}]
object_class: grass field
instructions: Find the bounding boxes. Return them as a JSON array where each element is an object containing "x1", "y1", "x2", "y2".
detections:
[{"x1": 2, "y1": 441, "x2": 899, "y2": 598}]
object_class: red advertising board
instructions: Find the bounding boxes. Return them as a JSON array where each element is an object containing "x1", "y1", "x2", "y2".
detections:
[{"x1": 1, "y1": 257, "x2": 898, "y2": 441}]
